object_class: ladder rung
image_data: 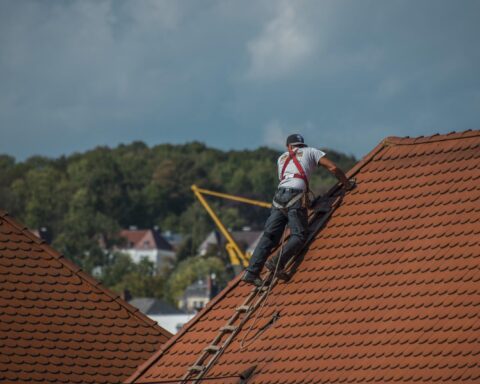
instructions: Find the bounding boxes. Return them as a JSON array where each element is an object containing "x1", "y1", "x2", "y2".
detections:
[
  {"x1": 204, "y1": 345, "x2": 220, "y2": 353},
  {"x1": 220, "y1": 325, "x2": 237, "y2": 332},
  {"x1": 236, "y1": 305, "x2": 250, "y2": 312},
  {"x1": 188, "y1": 365, "x2": 205, "y2": 372},
  {"x1": 251, "y1": 284, "x2": 269, "y2": 293}
]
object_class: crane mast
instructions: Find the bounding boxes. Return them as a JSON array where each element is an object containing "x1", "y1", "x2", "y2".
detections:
[{"x1": 191, "y1": 184, "x2": 271, "y2": 271}]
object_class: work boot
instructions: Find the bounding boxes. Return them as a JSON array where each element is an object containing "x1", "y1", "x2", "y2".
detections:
[
  {"x1": 265, "y1": 258, "x2": 289, "y2": 281},
  {"x1": 241, "y1": 271, "x2": 263, "y2": 287},
  {"x1": 275, "y1": 270, "x2": 290, "y2": 281},
  {"x1": 265, "y1": 258, "x2": 278, "y2": 273}
]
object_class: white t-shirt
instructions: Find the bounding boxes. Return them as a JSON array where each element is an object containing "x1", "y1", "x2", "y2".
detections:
[{"x1": 277, "y1": 147, "x2": 326, "y2": 191}]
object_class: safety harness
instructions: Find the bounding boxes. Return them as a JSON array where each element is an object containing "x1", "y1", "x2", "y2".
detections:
[
  {"x1": 272, "y1": 148, "x2": 309, "y2": 210},
  {"x1": 280, "y1": 148, "x2": 309, "y2": 190}
]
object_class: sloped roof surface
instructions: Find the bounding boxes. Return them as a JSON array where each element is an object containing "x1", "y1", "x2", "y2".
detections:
[
  {"x1": 128, "y1": 130, "x2": 480, "y2": 384},
  {"x1": 0, "y1": 213, "x2": 172, "y2": 384}
]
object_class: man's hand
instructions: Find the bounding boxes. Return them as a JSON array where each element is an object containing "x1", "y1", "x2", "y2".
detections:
[{"x1": 343, "y1": 179, "x2": 356, "y2": 191}]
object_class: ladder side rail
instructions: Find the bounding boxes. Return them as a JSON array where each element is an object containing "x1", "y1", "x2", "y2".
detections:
[
  {"x1": 191, "y1": 276, "x2": 281, "y2": 383},
  {"x1": 188, "y1": 288, "x2": 274, "y2": 382},
  {"x1": 180, "y1": 286, "x2": 264, "y2": 383}
]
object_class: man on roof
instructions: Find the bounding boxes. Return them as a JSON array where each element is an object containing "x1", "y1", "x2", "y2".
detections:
[{"x1": 241, "y1": 133, "x2": 355, "y2": 287}]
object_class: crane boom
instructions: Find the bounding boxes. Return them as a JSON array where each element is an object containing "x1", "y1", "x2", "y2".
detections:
[
  {"x1": 193, "y1": 186, "x2": 272, "y2": 209},
  {"x1": 191, "y1": 184, "x2": 271, "y2": 269}
]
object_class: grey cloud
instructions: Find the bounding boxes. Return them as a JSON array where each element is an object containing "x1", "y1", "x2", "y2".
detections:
[{"x1": 0, "y1": 0, "x2": 479, "y2": 160}]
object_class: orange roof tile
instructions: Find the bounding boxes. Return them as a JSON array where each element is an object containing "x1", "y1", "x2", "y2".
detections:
[
  {"x1": 0, "y1": 212, "x2": 172, "y2": 384},
  {"x1": 127, "y1": 130, "x2": 480, "y2": 384}
]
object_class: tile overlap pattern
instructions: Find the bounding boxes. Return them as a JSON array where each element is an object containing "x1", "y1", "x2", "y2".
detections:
[
  {"x1": 129, "y1": 130, "x2": 480, "y2": 384},
  {"x1": 0, "y1": 213, "x2": 171, "y2": 383}
]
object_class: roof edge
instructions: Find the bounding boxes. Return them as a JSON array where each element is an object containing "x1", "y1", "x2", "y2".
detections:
[
  {"x1": 384, "y1": 129, "x2": 479, "y2": 146},
  {"x1": 0, "y1": 211, "x2": 173, "y2": 342}
]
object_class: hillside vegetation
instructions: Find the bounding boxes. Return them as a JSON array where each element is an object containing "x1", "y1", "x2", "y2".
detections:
[{"x1": 0, "y1": 142, "x2": 356, "y2": 301}]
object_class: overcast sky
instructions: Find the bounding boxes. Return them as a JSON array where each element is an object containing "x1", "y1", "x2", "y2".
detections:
[{"x1": 0, "y1": 0, "x2": 479, "y2": 160}]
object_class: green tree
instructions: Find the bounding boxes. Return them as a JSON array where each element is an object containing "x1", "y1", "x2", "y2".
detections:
[
  {"x1": 101, "y1": 254, "x2": 166, "y2": 298},
  {"x1": 0, "y1": 155, "x2": 16, "y2": 212},
  {"x1": 175, "y1": 235, "x2": 195, "y2": 264},
  {"x1": 165, "y1": 256, "x2": 228, "y2": 304},
  {"x1": 9, "y1": 166, "x2": 69, "y2": 237},
  {"x1": 53, "y1": 187, "x2": 120, "y2": 272},
  {"x1": 67, "y1": 148, "x2": 130, "y2": 223}
]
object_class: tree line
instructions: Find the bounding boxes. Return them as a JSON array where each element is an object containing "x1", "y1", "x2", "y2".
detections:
[{"x1": 0, "y1": 141, "x2": 356, "y2": 304}]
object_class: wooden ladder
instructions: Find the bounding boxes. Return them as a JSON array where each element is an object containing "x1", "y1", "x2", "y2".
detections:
[
  {"x1": 180, "y1": 193, "x2": 342, "y2": 384},
  {"x1": 180, "y1": 275, "x2": 278, "y2": 383}
]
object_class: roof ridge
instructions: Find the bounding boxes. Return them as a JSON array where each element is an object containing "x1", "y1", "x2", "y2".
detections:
[
  {"x1": 124, "y1": 137, "x2": 392, "y2": 383},
  {"x1": 384, "y1": 129, "x2": 479, "y2": 146},
  {"x1": 0, "y1": 211, "x2": 173, "y2": 341}
]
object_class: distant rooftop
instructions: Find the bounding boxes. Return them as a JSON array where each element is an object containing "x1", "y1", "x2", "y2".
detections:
[
  {"x1": 129, "y1": 297, "x2": 184, "y2": 316},
  {"x1": 119, "y1": 227, "x2": 173, "y2": 251},
  {"x1": 198, "y1": 229, "x2": 263, "y2": 255}
]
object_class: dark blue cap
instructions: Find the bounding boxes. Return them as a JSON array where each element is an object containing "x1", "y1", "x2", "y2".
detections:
[{"x1": 286, "y1": 134, "x2": 305, "y2": 146}]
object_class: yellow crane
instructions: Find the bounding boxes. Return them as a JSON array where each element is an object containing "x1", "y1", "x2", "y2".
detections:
[{"x1": 191, "y1": 184, "x2": 271, "y2": 270}]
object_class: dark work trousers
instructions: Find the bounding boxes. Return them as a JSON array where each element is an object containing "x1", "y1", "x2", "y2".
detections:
[{"x1": 246, "y1": 188, "x2": 308, "y2": 275}]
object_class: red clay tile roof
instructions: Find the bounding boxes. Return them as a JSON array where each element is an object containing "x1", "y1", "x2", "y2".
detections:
[
  {"x1": 127, "y1": 130, "x2": 480, "y2": 384},
  {"x1": 0, "y1": 212, "x2": 172, "y2": 384}
]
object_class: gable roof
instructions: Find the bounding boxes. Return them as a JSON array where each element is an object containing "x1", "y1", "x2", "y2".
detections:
[
  {"x1": 129, "y1": 298, "x2": 184, "y2": 315},
  {"x1": 0, "y1": 212, "x2": 172, "y2": 384},
  {"x1": 198, "y1": 230, "x2": 263, "y2": 255},
  {"x1": 119, "y1": 229, "x2": 173, "y2": 251},
  {"x1": 127, "y1": 130, "x2": 480, "y2": 384}
]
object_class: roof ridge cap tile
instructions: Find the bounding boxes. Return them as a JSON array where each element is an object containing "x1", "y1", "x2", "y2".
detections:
[
  {"x1": 0, "y1": 211, "x2": 171, "y2": 341},
  {"x1": 384, "y1": 129, "x2": 480, "y2": 146}
]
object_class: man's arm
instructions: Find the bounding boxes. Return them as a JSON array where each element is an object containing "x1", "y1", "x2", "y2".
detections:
[{"x1": 319, "y1": 156, "x2": 354, "y2": 190}]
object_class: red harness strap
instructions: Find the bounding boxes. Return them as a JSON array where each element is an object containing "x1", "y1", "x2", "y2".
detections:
[{"x1": 280, "y1": 148, "x2": 309, "y2": 190}]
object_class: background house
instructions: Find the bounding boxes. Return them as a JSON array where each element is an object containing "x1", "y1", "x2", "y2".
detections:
[
  {"x1": 177, "y1": 274, "x2": 219, "y2": 313},
  {"x1": 29, "y1": 226, "x2": 52, "y2": 244},
  {"x1": 129, "y1": 297, "x2": 195, "y2": 334},
  {"x1": 117, "y1": 226, "x2": 175, "y2": 271},
  {"x1": 198, "y1": 228, "x2": 263, "y2": 257},
  {"x1": 161, "y1": 230, "x2": 183, "y2": 251}
]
